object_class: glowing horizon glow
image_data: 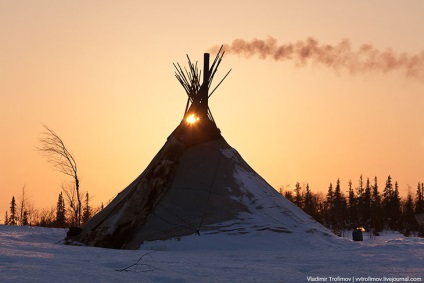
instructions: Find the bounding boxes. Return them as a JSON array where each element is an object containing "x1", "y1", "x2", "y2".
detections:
[{"x1": 186, "y1": 114, "x2": 199, "y2": 124}]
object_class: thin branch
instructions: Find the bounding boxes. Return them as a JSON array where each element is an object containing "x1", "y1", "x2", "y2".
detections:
[{"x1": 115, "y1": 252, "x2": 157, "y2": 272}]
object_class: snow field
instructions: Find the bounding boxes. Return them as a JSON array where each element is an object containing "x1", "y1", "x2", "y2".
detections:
[{"x1": 0, "y1": 225, "x2": 423, "y2": 282}]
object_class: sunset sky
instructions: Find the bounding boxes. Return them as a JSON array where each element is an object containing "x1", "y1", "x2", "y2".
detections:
[{"x1": 1, "y1": 1, "x2": 424, "y2": 218}]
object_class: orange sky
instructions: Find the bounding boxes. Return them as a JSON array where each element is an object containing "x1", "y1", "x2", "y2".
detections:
[{"x1": 1, "y1": 1, "x2": 424, "y2": 220}]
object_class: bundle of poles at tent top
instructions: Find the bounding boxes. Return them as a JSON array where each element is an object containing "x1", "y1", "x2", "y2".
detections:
[{"x1": 173, "y1": 45, "x2": 232, "y2": 123}]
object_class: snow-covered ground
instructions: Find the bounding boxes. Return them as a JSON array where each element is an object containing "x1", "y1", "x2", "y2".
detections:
[{"x1": 0, "y1": 225, "x2": 423, "y2": 282}]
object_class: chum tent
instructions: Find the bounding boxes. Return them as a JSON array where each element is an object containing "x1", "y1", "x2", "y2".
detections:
[{"x1": 67, "y1": 49, "x2": 330, "y2": 249}]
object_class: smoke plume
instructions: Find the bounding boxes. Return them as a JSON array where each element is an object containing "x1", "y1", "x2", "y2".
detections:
[{"x1": 211, "y1": 37, "x2": 424, "y2": 80}]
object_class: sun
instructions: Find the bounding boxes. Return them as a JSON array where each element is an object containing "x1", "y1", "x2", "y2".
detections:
[{"x1": 186, "y1": 114, "x2": 199, "y2": 124}]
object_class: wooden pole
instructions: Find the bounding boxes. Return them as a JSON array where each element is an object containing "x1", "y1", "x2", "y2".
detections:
[
  {"x1": 201, "y1": 53, "x2": 210, "y2": 115},
  {"x1": 203, "y1": 53, "x2": 210, "y2": 88}
]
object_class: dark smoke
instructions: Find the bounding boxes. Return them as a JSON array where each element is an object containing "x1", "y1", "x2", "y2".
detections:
[{"x1": 211, "y1": 37, "x2": 424, "y2": 79}]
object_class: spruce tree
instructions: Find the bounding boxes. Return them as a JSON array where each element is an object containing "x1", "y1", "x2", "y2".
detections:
[
  {"x1": 294, "y1": 182, "x2": 303, "y2": 209},
  {"x1": 383, "y1": 175, "x2": 393, "y2": 200},
  {"x1": 363, "y1": 178, "x2": 372, "y2": 229},
  {"x1": 82, "y1": 192, "x2": 92, "y2": 224},
  {"x1": 283, "y1": 190, "x2": 294, "y2": 202},
  {"x1": 371, "y1": 177, "x2": 382, "y2": 233},
  {"x1": 56, "y1": 192, "x2": 66, "y2": 228},
  {"x1": 356, "y1": 175, "x2": 365, "y2": 225},
  {"x1": 392, "y1": 182, "x2": 401, "y2": 231},
  {"x1": 313, "y1": 191, "x2": 325, "y2": 224},
  {"x1": 5, "y1": 211, "x2": 9, "y2": 225},
  {"x1": 9, "y1": 196, "x2": 17, "y2": 225},
  {"x1": 382, "y1": 175, "x2": 393, "y2": 230},
  {"x1": 333, "y1": 179, "x2": 347, "y2": 231},
  {"x1": 324, "y1": 183, "x2": 334, "y2": 229},
  {"x1": 403, "y1": 191, "x2": 416, "y2": 236},
  {"x1": 347, "y1": 180, "x2": 357, "y2": 229},
  {"x1": 304, "y1": 183, "x2": 314, "y2": 216}
]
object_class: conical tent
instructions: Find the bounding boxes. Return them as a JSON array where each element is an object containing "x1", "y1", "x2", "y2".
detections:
[{"x1": 67, "y1": 50, "x2": 330, "y2": 249}]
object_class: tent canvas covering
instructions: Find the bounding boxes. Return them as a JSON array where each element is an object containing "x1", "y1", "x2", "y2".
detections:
[{"x1": 69, "y1": 134, "x2": 330, "y2": 249}]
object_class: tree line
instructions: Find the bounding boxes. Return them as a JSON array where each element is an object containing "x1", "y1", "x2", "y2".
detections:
[
  {"x1": 3, "y1": 187, "x2": 102, "y2": 228},
  {"x1": 282, "y1": 175, "x2": 424, "y2": 237}
]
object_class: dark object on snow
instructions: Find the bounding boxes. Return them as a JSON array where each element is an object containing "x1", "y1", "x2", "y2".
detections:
[
  {"x1": 67, "y1": 227, "x2": 82, "y2": 237},
  {"x1": 352, "y1": 229, "x2": 363, "y2": 241}
]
